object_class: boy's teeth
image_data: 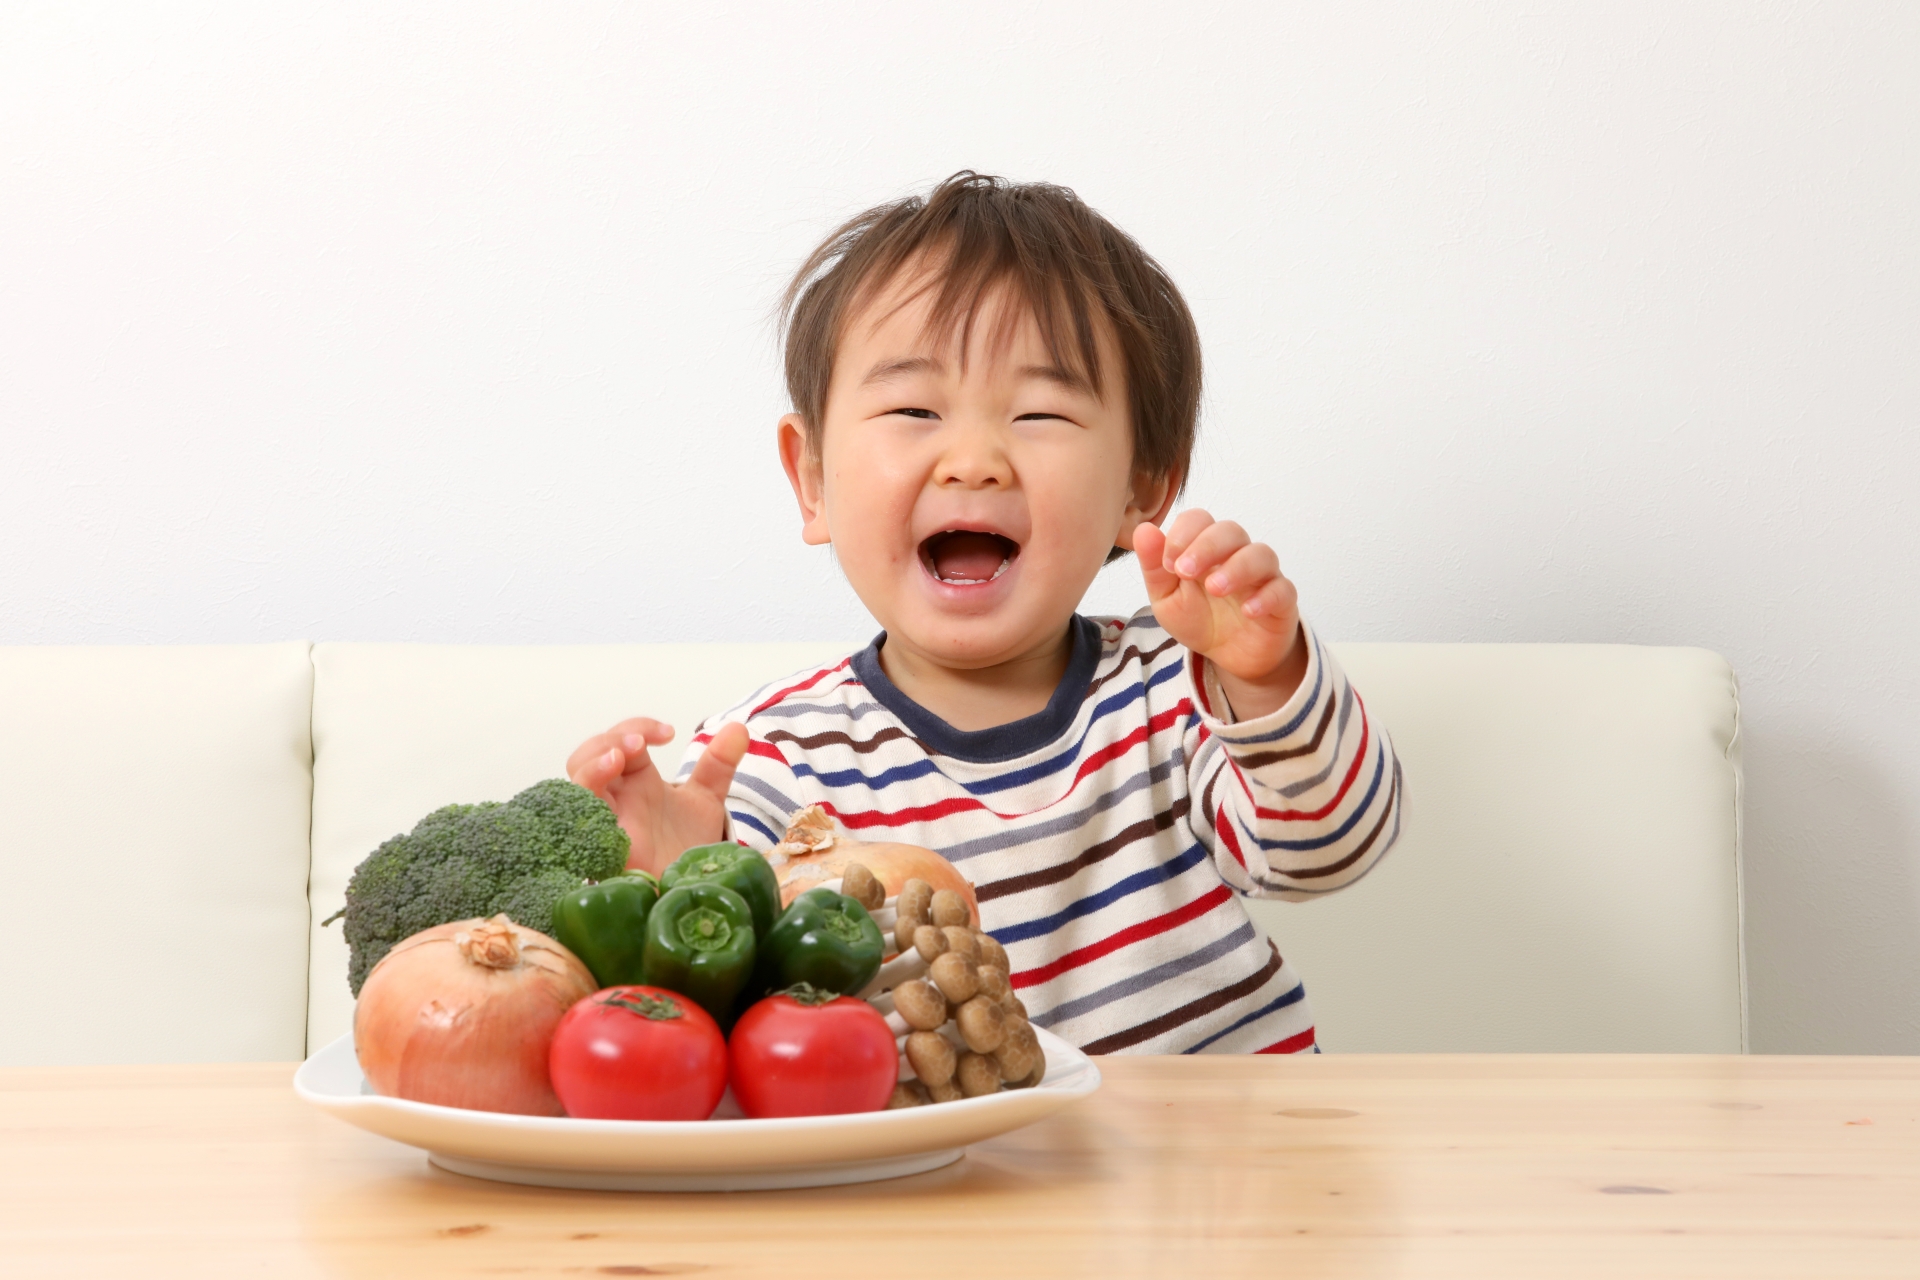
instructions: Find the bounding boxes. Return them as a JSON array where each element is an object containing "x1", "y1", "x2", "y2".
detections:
[{"x1": 938, "y1": 556, "x2": 1012, "y2": 585}]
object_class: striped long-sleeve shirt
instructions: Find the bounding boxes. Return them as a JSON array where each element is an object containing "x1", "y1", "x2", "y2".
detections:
[{"x1": 676, "y1": 609, "x2": 1403, "y2": 1055}]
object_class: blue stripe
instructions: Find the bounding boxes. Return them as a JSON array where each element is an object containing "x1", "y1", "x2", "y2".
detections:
[
  {"x1": 1248, "y1": 737, "x2": 1386, "y2": 853},
  {"x1": 994, "y1": 840, "x2": 1209, "y2": 944},
  {"x1": 790, "y1": 757, "x2": 942, "y2": 790},
  {"x1": 1213, "y1": 629, "x2": 1326, "y2": 745},
  {"x1": 1182, "y1": 981, "x2": 1306, "y2": 1053},
  {"x1": 729, "y1": 809, "x2": 780, "y2": 843},
  {"x1": 964, "y1": 660, "x2": 1186, "y2": 797}
]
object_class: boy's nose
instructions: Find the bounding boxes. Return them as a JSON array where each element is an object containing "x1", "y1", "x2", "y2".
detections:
[{"x1": 935, "y1": 421, "x2": 1012, "y2": 489}]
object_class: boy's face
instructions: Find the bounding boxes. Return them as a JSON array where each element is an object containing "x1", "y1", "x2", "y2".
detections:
[{"x1": 780, "y1": 273, "x2": 1172, "y2": 673}]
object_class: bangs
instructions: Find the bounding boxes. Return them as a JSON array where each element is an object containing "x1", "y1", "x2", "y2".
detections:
[{"x1": 850, "y1": 229, "x2": 1110, "y2": 400}]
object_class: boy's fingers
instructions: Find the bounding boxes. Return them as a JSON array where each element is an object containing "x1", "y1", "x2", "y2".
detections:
[
  {"x1": 1240, "y1": 575, "x2": 1299, "y2": 625},
  {"x1": 1175, "y1": 520, "x2": 1249, "y2": 579},
  {"x1": 569, "y1": 746, "x2": 624, "y2": 795},
  {"x1": 566, "y1": 733, "x2": 617, "y2": 780},
  {"x1": 1158, "y1": 509, "x2": 1216, "y2": 568},
  {"x1": 684, "y1": 721, "x2": 750, "y2": 803},
  {"x1": 1203, "y1": 542, "x2": 1280, "y2": 597},
  {"x1": 567, "y1": 718, "x2": 675, "y2": 778},
  {"x1": 611, "y1": 717, "x2": 676, "y2": 751}
]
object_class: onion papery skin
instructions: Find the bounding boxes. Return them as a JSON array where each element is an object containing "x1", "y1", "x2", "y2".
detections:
[
  {"x1": 353, "y1": 916, "x2": 597, "y2": 1115},
  {"x1": 774, "y1": 840, "x2": 979, "y2": 926}
]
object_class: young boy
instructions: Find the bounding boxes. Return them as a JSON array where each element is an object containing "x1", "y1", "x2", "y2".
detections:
[{"x1": 568, "y1": 172, "x2": 1402, "y2": 1055}]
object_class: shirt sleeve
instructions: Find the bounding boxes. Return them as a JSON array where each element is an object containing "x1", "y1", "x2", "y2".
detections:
[{"x1": 1183, "y1": 618, "x2": 1404, "y2": 901}]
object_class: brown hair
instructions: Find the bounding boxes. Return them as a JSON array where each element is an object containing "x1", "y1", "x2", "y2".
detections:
[{"x1": 779, "y1": 171, "x2": 1202, "y2": 491}]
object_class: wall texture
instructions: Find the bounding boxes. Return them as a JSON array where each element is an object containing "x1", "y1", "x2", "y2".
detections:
[{"x1": 3, "y1": 2, "x2": 1915, "y2": 1053}]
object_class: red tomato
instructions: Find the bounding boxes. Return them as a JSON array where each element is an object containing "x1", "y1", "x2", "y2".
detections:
[
  {"x1": 548, "y1": 986, "x2": 727, "y2": 1120},
  {"x1": 728, "y1": 991, "x2": 898, "y2": 1118}
]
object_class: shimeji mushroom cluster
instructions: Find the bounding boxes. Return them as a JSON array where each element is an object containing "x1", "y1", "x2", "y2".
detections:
[{"x1": 835, "y1": 866, "x2": 1044, "y2": 1105}]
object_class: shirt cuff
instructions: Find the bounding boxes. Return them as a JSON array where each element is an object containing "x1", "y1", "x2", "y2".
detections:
[{"x1": 1187, "y1": 617, "x2": 1327, "y2": 743}]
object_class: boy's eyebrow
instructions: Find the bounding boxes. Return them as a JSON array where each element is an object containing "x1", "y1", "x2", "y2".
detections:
[
  {"x1": 1020, "y1": 363, "x2": 1095, "y2": 393},
  {"x1": 861, "y1": 356, "x2": 943, "y2": 385}
]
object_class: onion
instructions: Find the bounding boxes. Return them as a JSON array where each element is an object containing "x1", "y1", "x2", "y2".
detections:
[
  {"x1": 767, "y1": 806, "x2": 979, "y2": 926},
  {"x1": 353, "y1": 914, "x2": 596, "y2": 1115}
]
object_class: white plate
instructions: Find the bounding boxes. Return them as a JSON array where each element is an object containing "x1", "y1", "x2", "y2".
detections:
[{"x1": 293, "y1": 1027, "x2": 1100, "y2": 1191}]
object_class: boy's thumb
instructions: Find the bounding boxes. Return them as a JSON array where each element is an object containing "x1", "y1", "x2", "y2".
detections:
[{"x1": 685, "y1": 720, "x2": 750, "y2": 799}]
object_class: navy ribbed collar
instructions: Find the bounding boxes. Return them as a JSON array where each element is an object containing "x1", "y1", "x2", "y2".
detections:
[{"x1": 850, "y1": 615, "x2": 1102, "y2": 764}]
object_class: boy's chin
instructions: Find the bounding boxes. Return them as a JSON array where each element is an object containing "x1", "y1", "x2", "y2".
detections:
[{"x1": 887, "y1": 603, "x2": 1069, "y2": 670}]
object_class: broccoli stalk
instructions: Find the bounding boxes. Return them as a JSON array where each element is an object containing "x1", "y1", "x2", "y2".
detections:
[{"x1": 326, "y1": 778, "x2": 630, "y2": 996}]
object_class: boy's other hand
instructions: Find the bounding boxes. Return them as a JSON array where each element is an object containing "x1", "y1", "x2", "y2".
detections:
[
  {"x1": 1134, "y1": 511, "x2": 1309, "y2": 719},
  {"x1": 565, "y1": 719, "x2": 749, "y2": 876}
]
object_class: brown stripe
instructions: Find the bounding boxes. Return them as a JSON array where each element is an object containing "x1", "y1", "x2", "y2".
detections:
[
  {"x1": 1265, "y1": 755, "x2": 1400, "y2": 882},
  {"x1": 1081, "y1": 941, "x2": 1284, "y2": 1054},
  {"x1": 1082, "y1": 636, "x2": 1182, "y2": 702},
  {"x1": 762, "y1": 725, "x2": 928, "y2": 756},
  {"x1": 1199, "y1": 764, "x2": 1223, "y2": 834},
  {"x1": 977, "y1": 797, "x2": 1192, "y2": 903},
  {"x1": 1232, "y1": 687, "x2": 1337, "y2": 769}
]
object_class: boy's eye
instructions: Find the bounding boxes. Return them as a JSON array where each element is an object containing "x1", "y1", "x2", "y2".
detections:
[
  {"x1": 1014, "y1": 412, "x2": 1065, "y2": 422},
  {"x1": 889, "y1": 407, "x2": 939, "y2": 419}
]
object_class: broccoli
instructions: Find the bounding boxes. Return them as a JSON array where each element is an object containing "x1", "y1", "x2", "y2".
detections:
[{"x1": 327, "y1": 778, "x2": 630, "y2": 996}]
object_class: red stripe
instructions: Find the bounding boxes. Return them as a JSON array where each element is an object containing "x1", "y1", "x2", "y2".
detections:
[
  {"x1": 1065, "y1": 704, "x2": 1188, "y2": 789},
  {"x1": 821, "y1": 795, "x2": 987, "y2": 828},
  {"x1": 746, "y1": 739, "x2": 786, "y2": 764},
  {"x1": 1214, "y1": 803, "x2": 1248, "y2": 870},
  {"x1": 1256, "y1": 1027, "x2": 1317, "y2": 1054},
  {"x1": 1237, "y1": 697, "x2": 1370, "y2": 822},
  {"x1": 1011, "y1": 884, "x2": 1234, "y2": 989},
  {"x1": 1191, "y1": 654, "x2": 1216, "y2": 717},
  {"x1": 750, "y1": 658, "x2": 851, "y2": 717}
]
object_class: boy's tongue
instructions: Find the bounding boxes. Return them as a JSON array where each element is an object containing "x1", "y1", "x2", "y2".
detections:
[{"x1": 930, "y1": 532, "x2": 1009, "y2": 583}]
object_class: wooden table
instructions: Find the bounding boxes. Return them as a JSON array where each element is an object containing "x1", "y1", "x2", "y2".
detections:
[{"x1": 4, "y1": 1054, "x2": 1918, "y2": 1278}]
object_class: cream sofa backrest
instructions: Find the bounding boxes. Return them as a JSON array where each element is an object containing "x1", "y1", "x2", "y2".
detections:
[
  {"x1": 0, "y1": 645, "x2": 314, "y2": 1066},
  {"x1": 1250, "y1": 644, "x2": 1744, "y2": 1053},
  {"x1": 0, "y1": 639, "x2": 1743, "y2": 1065},
  {"x1": 304, "y1": 640, "x2": 1744, "y2": 1055}
]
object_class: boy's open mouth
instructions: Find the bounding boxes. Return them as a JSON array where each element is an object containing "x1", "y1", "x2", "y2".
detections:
[{"x1": 921, "y1": 529, "x2": 1020, "y2": 586}]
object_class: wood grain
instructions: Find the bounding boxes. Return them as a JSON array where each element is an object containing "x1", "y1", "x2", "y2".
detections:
[{"x1": 3, "y1": 1054, "x2": 1918, "y2": 1278}]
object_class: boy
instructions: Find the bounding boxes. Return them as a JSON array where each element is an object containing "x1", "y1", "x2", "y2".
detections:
[{"x1": 568, "y1": 172, "x2": 1402, "y2": 1055}]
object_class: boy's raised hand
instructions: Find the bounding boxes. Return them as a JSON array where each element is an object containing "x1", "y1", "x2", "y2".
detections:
[
  {"x1": 566, "y1": 718, "x2": 749, "y2": 876},
  {"x1": 1134, "y1": 510, "x2": 1309, "y2": 719}
]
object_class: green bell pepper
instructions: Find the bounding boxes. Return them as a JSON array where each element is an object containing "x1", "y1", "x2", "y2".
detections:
[
  {"x1": 661, "y1": 841, "x2": 783, "y2": 940},
  {"x1": 639, "y1": 882, "x2": 758, "y2": 1027},
  {"x1": 757, "y1": 887, "x2": 885, "y2": 997},
  {"x1": 549, "y1": 872, "x2": 659, "y2": 989}
]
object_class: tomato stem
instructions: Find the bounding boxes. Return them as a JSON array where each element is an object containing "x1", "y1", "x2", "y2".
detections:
[{"x1": 602, "y1": 990, "x2": 684, "y2": 1020}]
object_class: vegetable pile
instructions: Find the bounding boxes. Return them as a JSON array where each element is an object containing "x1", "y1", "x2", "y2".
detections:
[{"x1": 338, "y1": 789, "x2": 1043, "y2": 1122}]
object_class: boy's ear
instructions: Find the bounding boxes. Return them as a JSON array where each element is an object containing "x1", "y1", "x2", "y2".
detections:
[
  {"x1": 778, "y1": 414, "x2": 832, "y2": 546},
  {"x1": 1113, "y1": 465, "x2": 1182, "y2": 551}
]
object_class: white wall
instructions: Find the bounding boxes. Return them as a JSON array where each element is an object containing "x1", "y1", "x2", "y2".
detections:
[{"x1": 3, "y1": 3, "x2": 1916, "y2": 1053}]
